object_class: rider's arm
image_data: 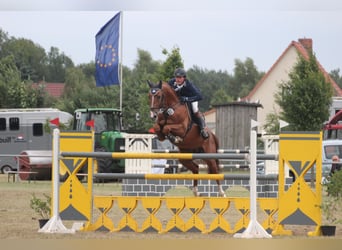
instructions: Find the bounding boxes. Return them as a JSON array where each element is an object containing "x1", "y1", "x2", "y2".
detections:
[{"x1": 181, "y1": 80, "x2": 203, "y2": 102}]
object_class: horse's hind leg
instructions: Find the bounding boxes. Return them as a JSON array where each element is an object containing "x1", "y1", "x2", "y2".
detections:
[
  {"x1": 216, "y1": 181, "x2": 226, "y2": 197},
  {"x1": 206, "y1": 159, "x2": 226, "y2": 197},
  {"x1": 179, "y1": 159, "x2": 200, "y2": 197}
]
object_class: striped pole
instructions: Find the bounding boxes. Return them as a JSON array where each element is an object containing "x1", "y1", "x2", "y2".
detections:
[
  {"x1": 61, "y1": 152, "x2": 278, "y2": 161},
  {"x1": 93, "y1": 173, "x2": 278, "y2": 180}
]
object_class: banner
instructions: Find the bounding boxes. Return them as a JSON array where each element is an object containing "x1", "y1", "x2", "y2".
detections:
[{"x1": 95, "y1": 12, "x2": 121, "y2": 86}]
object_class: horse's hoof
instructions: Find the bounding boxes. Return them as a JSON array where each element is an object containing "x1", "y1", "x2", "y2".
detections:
[
  {"x1": 219, "y1": 193, "x2": 226, "y2": 197},
  {"x1": 167, "y1": 134, "x2": 176, "y2": 143}
]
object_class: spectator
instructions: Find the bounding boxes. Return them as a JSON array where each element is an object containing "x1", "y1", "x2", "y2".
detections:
[{"x1": 330, "y1": 155, "x2": 341, "y2": 176}]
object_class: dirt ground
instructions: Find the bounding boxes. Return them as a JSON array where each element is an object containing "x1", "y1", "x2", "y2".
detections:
[{"x1": 0, "y1": 174, "x2": 341, "y2": 240}]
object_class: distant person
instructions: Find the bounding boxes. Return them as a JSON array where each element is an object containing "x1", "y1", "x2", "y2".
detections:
[{"x1": 330, "y1": 155, "x2": 341, "y2": 176}]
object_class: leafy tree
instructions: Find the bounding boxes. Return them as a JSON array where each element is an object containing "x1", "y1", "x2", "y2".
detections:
[
  {"x1": 275, "y1": 53, "x2": 333, "y2": 131},
  {"x1": 263, "y1": 111, "x2": 280, "y2": 134},
  {"x1": 159, "y1": 46, "x2": 184, "y2": 80},
  {"x1": 1, "y1": 37, "x2": 46, "y2": 82},
  {"x1": 45, "y1": 46, "x2": 74, "y2": 82},
  {"x1": 122, "y1": 49, "x2": 161, "y2": 132},
  {"x1": 330, "y1": 68, "x2": 342, "y2": 89},
  {"x1": 210, "y1": 88, "x2": 233, "y2": 106},
  {"x1": 187, "y1": 66, "x2": 232, "y2": 111},
  {"x1": 0, "y1": 29, "x2": 9, "y2": 48},
  {"x1": 230, "y1": 57, "x2": 264, "y2": 99},
  {"x1": 0, "y1": 55, "x2": 21, "y2": 107}
]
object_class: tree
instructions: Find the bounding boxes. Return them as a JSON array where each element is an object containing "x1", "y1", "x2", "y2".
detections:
[
  {"x1": 275, "y1": 53, "x2": 333, "y2": 131},
  {"x1": 187, "y1": 66, "x2": 232, "y2": 111},
  {"x1": 263, "y1": 111, "x2": 280, "y2": 134},
  {"x1": 210, "y1": 88, "x2": 233, "y2": 106},
  {"x1": 123, "y1": 49, "x2": 161, "y2": 132},
  {"x1": 159, "y1": 46, "x2": 184, "y2": 80},
  {"x1": 1, "y1": 38, "x2": 46, "y2": 82},
  {"x1": 230, "y1": 57, "x2": 264, "y2": 99},
  {"x1": 330, "y1": 68, "x2": 342, "y2": 89},
  {"x1": 0, "y1": 55, "x2": 21, "y2": 107},
  {"x1": 45, "y1": 46, "x2": 74, "y2": 82}
]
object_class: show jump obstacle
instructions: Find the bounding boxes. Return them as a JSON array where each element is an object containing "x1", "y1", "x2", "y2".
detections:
[{"x1": 39, "y1": 126, "x2": 323, "y2": 237}]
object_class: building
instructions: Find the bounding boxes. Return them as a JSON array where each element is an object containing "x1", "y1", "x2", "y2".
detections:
[
  {"x1": 32, "y1": 82, "x2": 65, "y2": 98},
  {"x1": 243, "y1": 38, "x2": 342, "y2": 131}
]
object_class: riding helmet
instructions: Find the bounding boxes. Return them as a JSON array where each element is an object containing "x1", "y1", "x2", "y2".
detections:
[{"x1": 174, "y1": 68, "x2": 186, "y2": 77}]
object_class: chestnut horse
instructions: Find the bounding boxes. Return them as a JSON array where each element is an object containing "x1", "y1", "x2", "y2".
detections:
[{"x1": 148, "y1": 80, "x2": 225, "y2": 197}]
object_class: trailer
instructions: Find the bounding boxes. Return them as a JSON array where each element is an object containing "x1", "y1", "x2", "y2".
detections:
[{"x1": 0, "y1": 108, "x2": 73, "y2": 177}]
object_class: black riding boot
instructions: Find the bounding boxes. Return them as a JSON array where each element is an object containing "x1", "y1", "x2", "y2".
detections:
[{"x1": 193, "y1": 112, "x2": 209, "y2": 139}]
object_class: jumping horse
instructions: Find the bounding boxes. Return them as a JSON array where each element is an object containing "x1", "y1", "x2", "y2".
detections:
[{"x1": 148, "y1": 80, "x2": 226, "y2": 197}]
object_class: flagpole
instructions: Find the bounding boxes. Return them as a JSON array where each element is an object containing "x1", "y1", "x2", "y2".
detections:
[{"x1": 119, "y1": 11, "x2": 123, "y2": 111}]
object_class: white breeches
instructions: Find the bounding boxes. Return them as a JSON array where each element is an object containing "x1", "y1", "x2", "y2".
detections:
[{"x1": 191, "y1": 101, "x2": 199, "y2": 113}]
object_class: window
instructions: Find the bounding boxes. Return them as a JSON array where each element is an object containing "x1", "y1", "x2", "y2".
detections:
[
  {"x1": 0, "y1": 118, "x2": 6, "y2": 131},
  {"x1": 33, "y1": 123, "x2": 43, "y2": 136},
  {"x1": 9, "y1": 117, "x2": 19, "y2": 130}
]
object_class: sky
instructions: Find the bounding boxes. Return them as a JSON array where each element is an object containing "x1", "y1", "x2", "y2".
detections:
[{"x1": 1, "y1": 1, "x2": 342, "y2": 73}]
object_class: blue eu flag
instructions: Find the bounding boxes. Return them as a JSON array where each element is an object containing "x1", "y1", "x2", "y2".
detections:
[{"x1": 95, "y1": 12, "x2": 121, "y2": 86}]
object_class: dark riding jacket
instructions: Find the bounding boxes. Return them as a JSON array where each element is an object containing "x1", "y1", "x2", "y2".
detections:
[{"x1": 168, "y1": 78, "x2": 203, "y2": 103}]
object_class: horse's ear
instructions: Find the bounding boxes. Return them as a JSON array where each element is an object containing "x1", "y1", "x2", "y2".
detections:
[
  {"x1": 147, "y1": 80, "x2": 153, "y2": 88},
  {"x1": 158, "y1": 80, "x2": 162, "y2": 89}
]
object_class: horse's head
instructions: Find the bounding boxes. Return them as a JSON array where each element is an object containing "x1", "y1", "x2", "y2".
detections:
[
  {"x1": 148, "y1": 80, "x2": 163, "y2": 119},
  {"x1": 147, "y1": 80, "x2": 178, "y2": 118}
]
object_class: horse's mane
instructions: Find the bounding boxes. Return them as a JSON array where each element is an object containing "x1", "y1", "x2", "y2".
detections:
[{"x1": 161, "y1": 81, "x2": 178, "y2": 101}]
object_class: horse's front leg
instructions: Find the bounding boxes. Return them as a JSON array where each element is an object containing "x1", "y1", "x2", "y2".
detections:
[
  {"x1": 153, "y1": 123, "x2": 166, "y2": 141},
  {"x1": 179, "y1": 159, "x2": 200, "y2": 197},
  {"x1": 162, "y1": 126, "x2": 178, "y2": 143},
  {"x1": 163, "y1": 125, "x2": 186, "y2": 143}
]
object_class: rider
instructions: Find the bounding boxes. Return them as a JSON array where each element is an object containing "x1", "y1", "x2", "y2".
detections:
[{"x1": 168, "y1": 68, "x2": 209, "y2": 139}]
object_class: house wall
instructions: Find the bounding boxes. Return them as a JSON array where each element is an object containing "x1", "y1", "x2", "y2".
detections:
[
  {"x1": 247, "y1": 47, "x2": 298, "y2": 131},
  {"x1": 204, "y1": 109, "x2": 216, "y2": 134}
]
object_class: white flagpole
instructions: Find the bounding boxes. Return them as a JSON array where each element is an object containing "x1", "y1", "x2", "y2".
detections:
[{"x1": 119, "y1": 11, "x2": 123, "y2": 111}]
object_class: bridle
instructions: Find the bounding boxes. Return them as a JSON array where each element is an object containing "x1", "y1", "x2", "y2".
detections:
[
  {"x1": 149, "y1": 83, "x2": 181, "y2": 120},
  {"x1": 149, "y1": 87, "x2": 166, "y2": 114}
]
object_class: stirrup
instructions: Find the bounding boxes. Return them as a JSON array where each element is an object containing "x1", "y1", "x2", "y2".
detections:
[{"x1": 200, "y1": 129, "x2": 209, "y2": 139}]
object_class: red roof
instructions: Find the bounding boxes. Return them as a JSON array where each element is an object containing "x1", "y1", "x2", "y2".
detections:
[
  {"x1": 32, "y1": 82, "x2": 65, "y2": 98},
  {"x1": 244, "y1": 38, "x2": 342, "y2": 100}
]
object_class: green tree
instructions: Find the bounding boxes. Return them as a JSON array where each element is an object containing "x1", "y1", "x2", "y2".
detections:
[
  {"x1": 263, "y1": 111, "x2": 280, "y2": 134},
  {"x1": 2, "y1": 37, "x2": 46, "y2": 82},
  {"x1": 210, "y1": 88, "x2": 233, "y2": 106},
  {"x1": 187, "y1": 66, "x2": 232, "y2": 111},
  {"x1": 0, "y1": 29, "x2": 9, "y2": 48},
  {"x1": 0, "y1": 55, "x2": 21, "y2": 107},
  {"x1": 330, "y1": 68, "x2": 342, "y2": 89},
  {"x1": 159, "y1": 46, "x2": 184, "y2": 80},
  {"x1": 230, "y1": 57, "x2": 264, "y2": 99},
  {"x1": 275, "y1": 53, "x2": 333, "y2": 131},
  {"x1": 122, "y1": 49, "x2": 161, "y2": 132},
  {"x1": 45, "y1": 46, "x2": 74, "y2": 82}
]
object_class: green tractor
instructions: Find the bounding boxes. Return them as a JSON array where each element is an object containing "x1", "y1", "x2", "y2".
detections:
[{"x1": 73, "y1": 108, "x2": 126, "y2": 173}]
